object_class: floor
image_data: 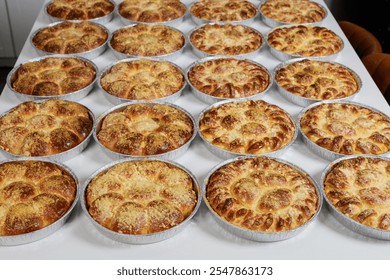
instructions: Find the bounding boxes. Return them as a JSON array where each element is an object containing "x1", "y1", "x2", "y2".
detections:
[{"x1": 0, "y1": 67, "x2": 12, "y2": 93}]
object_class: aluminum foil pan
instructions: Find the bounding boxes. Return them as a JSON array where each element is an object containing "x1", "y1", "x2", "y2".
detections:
[
  {"x1": 320, "y1": 155, "x2": 390, "y2": 240},
  {"x1": 98, "y1": 58, "x2": 186, "y2": 105},
  {"x1": 117, "y1": 1, "x2": 187, "y2": 27},
  {"x1": 186, "y1": 56, "x2": 273, "y2": 104},
  {"x1": 80, "y1": 158, "x2": 202, "y2": 244},
  {"x1": 189, "y1": 1, "x2": 258, "y2": 26},
  {"x1": 30, "y1": 21, "x2": 109, "y2": 60},
  {"x1": 108, "y1": 24, "x2": 186, "y2": 61},
  {"x1": 274, "y1": 58, "x2": 362, "y2": 107},
  {"x1": 188, "y1": 23, "x2": 264, "y2": 59},
  {"x1": 93, "y1": 101, "x2": 196, "y2": 160},
  {"x1": 203, "y1": 155, "x2": 322, "y2": 242},
  {"x1": 266, "y1": 25, "x2": 344, "y2": 61},
  {"x1": 298, "y1": 100, "x2": 390, "y2": 161},
  {"x1": 6, "y1": 54, "x2": 98, "y2": 102},
  {"x1": 0, "y1": 100, "x2": 95, "y2": 162},
  {"x1": 259, "y1": 1, "x2": 328, "y2": 28},
  {"x1": 197, "y1": 99, "x2": 298, "y2": 159},
  {"x1": 0, "y1": 158, "x2": 79, "y2": 246},
  {"x1": 44, "y1": 0, "x2": 116, "y2": 24}
]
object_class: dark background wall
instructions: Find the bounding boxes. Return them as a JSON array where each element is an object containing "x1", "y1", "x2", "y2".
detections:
[{"x1": 328, "y1": 0, "x2": 390, "y2": 53}]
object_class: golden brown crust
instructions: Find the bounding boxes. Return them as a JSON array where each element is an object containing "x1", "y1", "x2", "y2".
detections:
[
  {"x1": 46, "y1": 0, "x2": 114, "y2": 20},
  {"x1": 268, "y1": 25, "x2": 343, "y2": 57},
  {"x1": 118, "y1": 0, "x2": 186, "y2": 23},
  {"x1": 260, "y1": 0, "x2": 326, "y2": 24},
  {"x1": 206, "y1": 157, "x2": 319, "y2": 232},
  {"x1": 324, "y1": 156, "x2": 390, "y2": 230},
  {"x1": 100, "y1": 59, "x2": 184, "y2": 100},
  {"x1": 190, "y1": 0, "x2": 257, "y2": 22},
  {"x1": 199, "y1": 100, "x2": 295, "y2": 154},
  {"x1": 188, "y1": 58, "x2": 270, "y2": 98},
  {"x1": 300, "y1": 103, "x2": 390, "y2": 155},
  {"x1": 0, "y1": 100, "x2": 93, "y2": 156},
  {"x1": 190, "y1": 24, "x2": 262, "y2": 56},
  {"x1": 32, "y1": 21, "x2": 108, "y2": 55},
  {"x1": 85, "y1": 160, "x2": 198, "y2": 234},
  {"x1": 110, "y1": 24, "x2": 185, "y2": 57},
  {"x1": 275, "y1": 59, "x2": 359, "y2": 100},
  {"x1": 97, "y1": 103, "x2": 194, "y2": 156},
  {"x1": 0, "y1": 160, "x2": 77, "y2": 236},
  {"x1": 11, "y1": 57, "x2": 96, "y2": 96}
]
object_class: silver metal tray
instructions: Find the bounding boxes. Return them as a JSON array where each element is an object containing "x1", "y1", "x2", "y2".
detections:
[
  {"x1": 80, "y1": 158, "x2": 202, "y2": 244},
  {"x1": 188, "y1": 22, "x2": 264, "y2": 59},
  {"x1": 203, "y1": 155, "x2": 323, "y2": 242},
  {"x1": 93, "y1": 101, "x2": 196, "y2": 160},
  {"x1": 98, "y1": 57, "x2": 186, "y2": 105},
  {"x1": 298, "y1": 100, "x2": 390, "y2": 161},
  {"x1": 320, "y1": 155, "x2": 390, "y2": 240},
  {"x1": 0, "y1": 100, "x2": 95, "y2": 162},
  {"x1": 259, "y1": 1, "x2": 328, "y2": 28},
  {"x1": 30, "y1": 21, "x2": 109, "y2": 60},
  {"x1": 44, "y1": 0, "x2": 116, "y2": 24},
  {"x1": 274, "y1": 58, "x2": 362, "y2": 107},
  {"x1": 7, "y1": 54, "x2": 98, "y2": 102},
  {"x1": 0, "y1": 158, "x2": 79, "y2": 246},
  {"x1": 108, "y1": 24, "x2": 186, "y2": 61},
  {"x1": 186, "y1": 56, "x2": 273, "y2": 104},
  {"x1": 197, "y1": 99, "x2": 298, "y2": 159},
  {"x1": 266, "y1": 24, "x2": 344, "y2": 61}
]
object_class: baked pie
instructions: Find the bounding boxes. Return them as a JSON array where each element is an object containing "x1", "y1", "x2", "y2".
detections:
[
  {"x1": 0, "y1": 160, "x2": 77, "y2": 236},
  {"x1": 260, "y1": 0, "x2": 326, "y2": 25},
  {"x1": 300, "y1": 102, "x2": 390, "y2": 155},
  {"x1": 97, "y1": 103, "x2": 194, "y2": 156},
  {"x1": 324, "y1": 156, "x2": 390, "y2": 231},
  {"x1": 190, "y1": 0, "x2": 257, "y2": 22},
  {"x1": 110, "y1": 24, "x2": 185, "y2": 57},
  {"x1": 100, "y1": 59, "x2": 184, "y2": 101},
  {"x1": 10, "y1": 57, "x2": 96, "y2": 97},
  {"x1": 0, "y1": 100, "x2": 93, "y2": 157},
  {"x1": 32, "y1": 21, "x2": 108, "y2": 55},
  {"x1": 85, "y1": 160, "x2": 198, "y2": 234},
  {"x1": 275, "y1": 59, "x2": 360, "y2": 100},
  {"x1": 206, "y1": 157, "x2": 319, "y2": 232},
  {"x1": 188, "y1": 58, "x2": 270, "y2": 99},
  {"x1": 118, "y1": 0, "x2": 186, "y2": 23},
  {"x1": 46, "y1": 0, "x2": 115, "y2": 20},
  {"x1": 267, "y1": 25, "x2": 343, "y2": 57},
  {"x1": 190, "y1": 23, "x2": 263, "y2": 56},
  {"x1": 199, "y1": 100, "x2": 295, "y2": 155}
]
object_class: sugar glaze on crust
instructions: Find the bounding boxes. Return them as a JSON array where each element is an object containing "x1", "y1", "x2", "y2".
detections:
[
  {"x1": 0, "y1": 100, "x2": 93, "y2": 156},
  {"x1": 85, "y1": 160, "x2": 198, "y2": 234},
  {"x1": 190, "y1": 24, "x2": 262, "y2": 56},
  {"x1": 118, "y1": 0, "x2": 186, "y2": 23},
  {"x1": 97, "y1": 103, "x2": 194, "y2": 156},
  {"x1": 275, "y1": 59, "x2": 359, "y2": 100},
  {"x1": 300, "y1": 103, "x2": 390, "y2": 155},
  {"x1": 324, "y1": 156, "x2": 390, "y2": 230},
  {"x1": 206, "y1": 157, "x2": 319, "y2": 232},
  {"x1": 190, "y1": 0, "x2": 257, "y2": 22},
  {"x1": 32, "y1": 21, "x2": 108, "y2": 55},
  {"x1": 188, "y1": 58, "x2": 270, "y2": 98},
  {"x1": 260, "y1": 0, "x2": 326, "y2": 24},
  {"x1": 268, "y1": 25, "x2": 343, "y2": 57},
  {"x1": 0, "y1": 160, "x2": 77, "y2": 236},
  {"x1": 199, "y1": 100, "x2": 295, "y2": 154},
  {"x1": 47, "y1": 0, "x2": 114, "y2": 20}
]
